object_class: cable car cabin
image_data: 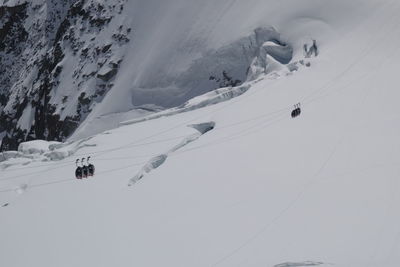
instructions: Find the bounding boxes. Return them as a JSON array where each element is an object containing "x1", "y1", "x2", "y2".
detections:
[
  {"x1": 75, "y1": 159, "x2": 82, "y2": 179},
  {"x1": 291, "y1": 107, "x2": 301, "y2": 118},
  {"x1": 75, "y1": 166, "x2": 83, "y2": 179},
  {"x1": 87, "y1": 156, "x2": 95, "y2": 176},
  {"x1": 88, "y1": 163, "x2": 95, "y2": 176},
  {"x1": 80, "y1": 158, "x2": 89, "y2": 178},
  {"x1": 75, "y1": 157, "x2": 95, "y2": 179},
  {"x1": 82, "y1": 165, "x2": 88, "y2": 178},
  {"x1": 291, "y1": 103, "x2": 301, "y2": 118}
]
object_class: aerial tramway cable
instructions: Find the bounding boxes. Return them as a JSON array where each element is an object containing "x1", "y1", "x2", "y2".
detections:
[
  {"x1": 2, "y1": 10, "x2": 394, "y2": 191},
  {"x1": 0, "y1": 104, "x2": 289, "y2": 176},
  {"x1": 0, "y1": 109, "x2": 287, "y2": 188}
]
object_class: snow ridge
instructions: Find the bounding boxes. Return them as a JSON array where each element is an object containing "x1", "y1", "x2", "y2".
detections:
[{"x1": 128, "y1": 121, "x2": 215, "y2": 186}]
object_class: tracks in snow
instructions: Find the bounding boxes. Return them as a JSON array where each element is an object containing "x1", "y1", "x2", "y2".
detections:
[{"x1": 274, "y1": 261, "x2": 326, "y2": 267}]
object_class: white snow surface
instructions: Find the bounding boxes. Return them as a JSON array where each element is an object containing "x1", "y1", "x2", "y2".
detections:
[
  {"x1": 2, "y1": 1, "x2": 400, "y2": 267},
  {"x1": 17, "y1": 140, "x2": 61, "y2": 155}
]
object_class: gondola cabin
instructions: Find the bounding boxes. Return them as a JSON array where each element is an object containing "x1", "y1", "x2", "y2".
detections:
[{"x1": 291, "y1": 103, "x2": 301, "y2": 118}]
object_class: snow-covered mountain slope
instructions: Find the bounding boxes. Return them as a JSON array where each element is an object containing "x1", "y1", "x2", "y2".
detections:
[
  {"x1": 79, "y1": 0, "x2": 375, "y2": 139},
  {"x1": 0, "y1": 0, "x2": 380, "y2": 149},
  {"x1": 2, "y1": 0, "x2": 400, "y2": 267}
]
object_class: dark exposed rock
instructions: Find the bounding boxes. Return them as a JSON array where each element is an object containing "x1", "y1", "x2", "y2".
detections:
[
  {"x1": 0, "y1": 0, "x2": 130, "y2": 151},
  {"x1": 0, "y1": 4, "x2": 29, "y2": 52},
  {"x1": 209, "y1": 71, "x2": 241, "y2": 88},
  {"x1": 0, "y1": 94, "x2": 7, "y2": 106},
  {"x1": 97, "y1": 68, "x2": 118, "y2": 82},
  {"x1": 90, "y1": 17, "x2": 111, "y2": 27},
  {"x1": 102, "y1": 44, "x2": 112, "y2": 53},
  {"x1": 112, "y1": 33, "x2": 130, "y2": 44}
]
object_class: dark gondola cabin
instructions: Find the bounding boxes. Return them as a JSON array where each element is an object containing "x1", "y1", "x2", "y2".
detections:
[
  {"x1": 291, "y1": 103, "x2": 301, "y2": 118},
  {"x1": 75, "y1": 159, "x2": 83, "y2": 179},
  {"x1": 81, "y1": 158, "x2": 88, "y2": 178},
  {"x1": 87, "y1": 156, "x2": 95, "y2": 176}
]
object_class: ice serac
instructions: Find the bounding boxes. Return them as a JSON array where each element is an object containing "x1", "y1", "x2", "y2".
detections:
[
  {"x1": 75, "y1": 26, "x2": 294, "y2": 140},
  {"x1": 0, "y1": 0, "x2": 374, "y2": 149},
  {"x1": 106, "y1": 26, "x2": 292, "y2": 111}
]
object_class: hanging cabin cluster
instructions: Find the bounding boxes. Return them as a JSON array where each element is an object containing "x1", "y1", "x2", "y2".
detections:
[
  {"x1": 75, "y1": 157, "x2": 95, "y2": 179},
  {"x1": 291, "y1": 103, "x2": 301, "y2": 118}
]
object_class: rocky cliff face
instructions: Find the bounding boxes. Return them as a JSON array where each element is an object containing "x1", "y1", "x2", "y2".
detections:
[{"x1": 0, "y1": 0, "x2": 131, "y2": 151}]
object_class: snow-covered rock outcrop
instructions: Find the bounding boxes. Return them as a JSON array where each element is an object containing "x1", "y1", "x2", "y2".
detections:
[{"x1": 0, "y1": 0, "x2": 131, "y2": 150}]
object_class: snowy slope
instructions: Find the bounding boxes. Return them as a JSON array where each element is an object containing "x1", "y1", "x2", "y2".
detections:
[
  {"x1": 0, "y1": 0, "x2": 382, "y2": 148},
  {"x1": 2, "y1": 1, "x2": 400, "y2": 267},
  {"x1": 80, "y1": 0, "x2": 377, "y2": 136}
]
